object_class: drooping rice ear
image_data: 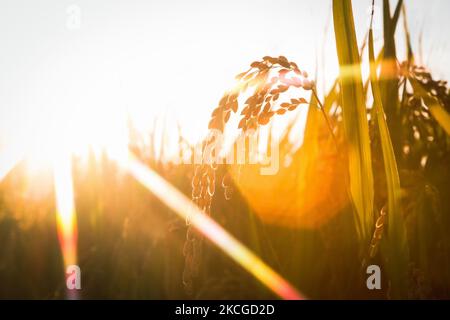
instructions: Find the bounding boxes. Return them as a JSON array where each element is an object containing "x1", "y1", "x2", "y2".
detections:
[{"x1": 333, "y1": 0, "x2": 374, "y2": 241}]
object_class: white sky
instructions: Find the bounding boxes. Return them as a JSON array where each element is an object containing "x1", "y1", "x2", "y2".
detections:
[{"x1": 0, "y1": 0, "x2": 449, "y2": 162}]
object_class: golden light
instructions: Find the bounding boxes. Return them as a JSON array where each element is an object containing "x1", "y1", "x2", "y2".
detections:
[
  {"x1": 0, "y1": 110, "x2": 305, "y2": 300},
  {"x1": 122, "y1": 152, "x2": 304, "y2": 300},
  {"x1": 53, "y1": 152, "x2": 79, "y2": 299}
]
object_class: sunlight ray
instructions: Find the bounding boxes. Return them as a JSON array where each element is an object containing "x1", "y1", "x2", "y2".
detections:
[{"x1": 122, "y1": 153, "x2": 304, "y2": 300}]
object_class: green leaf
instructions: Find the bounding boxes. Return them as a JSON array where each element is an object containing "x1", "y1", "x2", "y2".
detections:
[
  {"x1": 369, "y1": 26, "x2": 409, "y2": 299},
  {"x1": 333, "y1": 0, "x2": 374, "y2": 241}
]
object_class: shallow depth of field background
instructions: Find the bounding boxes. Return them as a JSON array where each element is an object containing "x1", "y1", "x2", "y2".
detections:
[{"x1": 1, "y1": 0, "x2": 450, "y2": 299}]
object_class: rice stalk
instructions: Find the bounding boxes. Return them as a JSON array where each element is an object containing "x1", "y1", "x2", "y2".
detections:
[
  {"x1": 332, "y1": 0, "x2": 374, "y2": 242},
  {"x1": 368, "y1": 3, "x2": 409, "y2": 297}
]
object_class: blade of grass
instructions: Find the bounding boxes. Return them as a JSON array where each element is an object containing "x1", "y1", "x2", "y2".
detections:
[
  {"x1": 391, "y1": 0, "x2": 403, "y2": 32},
  {"x1": 369, "y1": 12, "x2": 409, "y2": 298},
  {"x1": 428, "y1": 104, "x2": 450, "y2": 136},
  {"x1": 333, "y1": 0, "x2": 374, "y2": 241},
  {"x1": 401, "y1": 3, "x2": 414, "y2": 62},
  {"x1": 380, "y1": 0, "x2": 402, "y2": 155}
]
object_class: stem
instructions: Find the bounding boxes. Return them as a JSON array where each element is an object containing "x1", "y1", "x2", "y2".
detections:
[{"x1": 312, "y1": 87, "x2": 339, "y2": 151}]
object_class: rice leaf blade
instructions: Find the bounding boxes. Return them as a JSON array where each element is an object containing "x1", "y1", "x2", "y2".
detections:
[{"x1": 333, "y1": 0, "x2": 374, "y2": 241}]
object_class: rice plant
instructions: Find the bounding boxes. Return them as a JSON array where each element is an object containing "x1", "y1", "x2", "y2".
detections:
[{"x1": 1, "y1": 0, "x2": 450, "y2": 300}]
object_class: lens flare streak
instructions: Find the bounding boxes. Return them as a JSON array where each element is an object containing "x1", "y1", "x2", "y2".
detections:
[
  {"x1": 53, "y1": 153, "x2": 79, "y2": 299},
  {"x1": 124, "y1": 153, "x2": 304, "y2": 300}
]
